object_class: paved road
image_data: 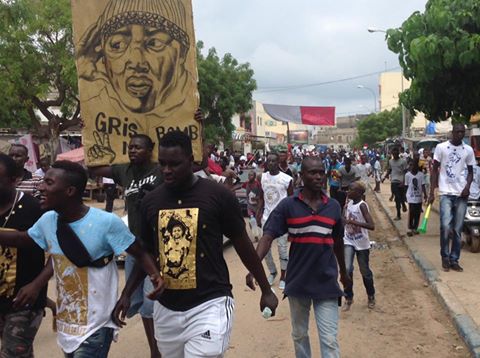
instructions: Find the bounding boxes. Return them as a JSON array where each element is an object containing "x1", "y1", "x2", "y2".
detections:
[{"x1": 32, "y1": 195, "x2": 469, "y2": 357}]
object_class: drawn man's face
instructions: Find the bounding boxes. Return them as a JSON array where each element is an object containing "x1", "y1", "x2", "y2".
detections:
[
  {"x1": 165, "y1": 225, "x2": 190, "y2": 268},
  {"x1": 103, "y1": 24, "x2": 184, "y2": 113}
]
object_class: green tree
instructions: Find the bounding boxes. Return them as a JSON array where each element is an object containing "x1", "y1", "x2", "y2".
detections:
[
  {"x1": 0, "y1": 0, "x2": 79, "y2": 141},
  {"x1": 387, "y1": 0, "x2": 480, "y2": 122},
  {"x1": 197, "y1": 41, "x2": 257, "y2": 144},
  {"x1": 355, "y1": 107, "x2": 402, "y2": 147}
]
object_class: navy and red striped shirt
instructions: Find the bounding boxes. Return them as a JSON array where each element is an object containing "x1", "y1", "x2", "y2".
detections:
[{"x1": 263, "y1": 190, "x2": 344, "y2": 300}]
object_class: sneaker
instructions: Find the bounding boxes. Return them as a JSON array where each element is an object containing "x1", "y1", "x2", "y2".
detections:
[
  {"x1": 402, "y1": 204, "x2": 408, "y2": 213},
  {"x1": 368, "y1": 296, "x2": 375, "y2": 309},
  {"x1": 442, "y1": 259, "x2": 450, "y2": 272},
  {"x1": 267, "y1": 272, "x2": 277, "y2": 285},
  {"x1": 279, "y1": 280, "x2": 286, "y2": 290},
  {"x1": 407, "y1": 231, "x2": 414, "y2": 237},
  {"x1": 450, "y1": 263, "x2": 464, "y2": 272},
  {"x1": 394, "y1": 216, "x2": 401, "y2": 221}
]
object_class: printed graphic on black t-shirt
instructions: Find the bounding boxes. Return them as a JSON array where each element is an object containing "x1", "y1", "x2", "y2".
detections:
[
  {"x1": 0, "y1": 229, "x2": 16, "y2": 297},
  {"x1": 0, "y1": 194, "x2": 46, "y2": 312},
  {"x1": 158, "y1": 208, "x2": 198, "y2": 289}
]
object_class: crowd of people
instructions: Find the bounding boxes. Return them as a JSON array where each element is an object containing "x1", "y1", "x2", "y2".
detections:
[{"x1": 0, "y1": 122, "x2": 475, "y2": 358}]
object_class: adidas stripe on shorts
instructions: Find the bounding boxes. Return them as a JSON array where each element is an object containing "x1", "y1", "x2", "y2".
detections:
[{"x1": 153, "y1": 296, "x2": 235, "y2": 358}]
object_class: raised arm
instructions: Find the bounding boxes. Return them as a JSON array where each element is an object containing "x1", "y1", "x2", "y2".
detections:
[{"x1": 87, "y1": 165, "x2": 113, "y2": 179}]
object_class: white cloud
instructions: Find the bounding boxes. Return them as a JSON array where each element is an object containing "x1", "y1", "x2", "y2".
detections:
[{"x1": 192, "y1": 0, "x2": 427, "y2": 115}]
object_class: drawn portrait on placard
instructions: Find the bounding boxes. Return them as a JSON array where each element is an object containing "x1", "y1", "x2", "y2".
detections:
[{"x1": 72, "y1": 0, "x2": 202, "y2": 166}]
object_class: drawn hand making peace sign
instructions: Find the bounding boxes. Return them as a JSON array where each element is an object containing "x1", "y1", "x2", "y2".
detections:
[{"x1": 87, "y1": 131, "x2": 116, "y2": 163}]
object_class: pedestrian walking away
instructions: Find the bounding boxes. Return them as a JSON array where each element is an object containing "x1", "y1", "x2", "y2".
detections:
[
  {"x1": 247, "y1": 156, "x2": 350, "y2": 358},
  {"x1": 382, "y1": 147, "x2": 408, "y2": 220}
]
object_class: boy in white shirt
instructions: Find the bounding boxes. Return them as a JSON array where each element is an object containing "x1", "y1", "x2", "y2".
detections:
[
  {"x1": 343, "y1": 182, "x2": 376, "y2": 310},
  {"x1": 405, "y1": 155, "x2": 427, "y2": 236}
]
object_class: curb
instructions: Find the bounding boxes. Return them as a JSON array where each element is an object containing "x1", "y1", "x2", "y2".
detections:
[{"x1": 371, "y1": 189, "x2": 480, "y2": 357}]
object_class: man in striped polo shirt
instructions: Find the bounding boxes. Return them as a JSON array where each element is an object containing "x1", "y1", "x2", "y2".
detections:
[{"x1": 247, "y1": 156, "x2": 350, "y2": 358}]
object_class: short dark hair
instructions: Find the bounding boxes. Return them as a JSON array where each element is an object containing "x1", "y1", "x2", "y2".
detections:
[
  {"x1": 51, "y1": 160, "x2": 88, "y2": 198},
  {"x1": 0, "y1": 153, "x2": 18, "y2": 178},
  {"x1": 9, "y1": 144, "x2": 28, "y2": 155},
  {"x1": 301, "y1": 156, "x2": 325, "y2": 172},
  {"x1": 130, "y1": 134, "x2": 155, "y2": 151},
  {"x1": 267, "y1": 152, "x2": 279, "y2": 160},
  {"x1": 159, "y1": 131, "x2": 193, "y2": 156}
]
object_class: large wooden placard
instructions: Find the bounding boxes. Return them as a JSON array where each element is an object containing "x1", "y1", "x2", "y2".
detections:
[{"x1": 72, "y1": 0, "x2": 201, "y2": 165}]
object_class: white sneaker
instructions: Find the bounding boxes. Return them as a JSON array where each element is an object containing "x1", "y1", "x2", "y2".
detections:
[
  {"x1": 279, "y1": 280, "x2": 286, "y2": 290},
  {"x1": 267, "y1": 272, "x2": 277, "y2": 286}
]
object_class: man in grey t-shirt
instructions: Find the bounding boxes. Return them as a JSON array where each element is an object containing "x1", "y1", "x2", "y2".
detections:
[{"x1": 382, "y1": 147, "x2": 408, "y2": 220}]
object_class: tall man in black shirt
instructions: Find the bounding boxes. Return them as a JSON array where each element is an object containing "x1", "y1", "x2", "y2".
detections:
[{"x1": 113, "y1": 130, "x2": 278, "y2": 357}]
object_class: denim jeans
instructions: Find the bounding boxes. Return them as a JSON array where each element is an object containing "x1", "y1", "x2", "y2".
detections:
[
  {"x1": 439, "y1": 195, "x2": 468, "y2": 263},
  {"x1": 125, "y1": 254, "x2": 154, "y2": 318},
  {"x1": 288, "y1": 297, "x2": 339, "y2": 358},
  {"x1": 265, "y1": 234, "x2": 288, "y2": 274},
  {"x1": 64, "y1": 327, "x2": 114, "y2": 358},
  {"x1": 344, "y1": 245, "x2": 375, "y2": 299}
]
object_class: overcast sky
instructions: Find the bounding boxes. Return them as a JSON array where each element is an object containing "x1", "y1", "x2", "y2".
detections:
[{"x1": 192, "y1": 0, "x2": 427, "y2": 117}]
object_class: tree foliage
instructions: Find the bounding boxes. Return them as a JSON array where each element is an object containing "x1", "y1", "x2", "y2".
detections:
[
  {"x1": 355, "y1": 107, "x2": 402, "y2": 147},
  {"x1": 0, "y1": 0, "x2": 79, "y2": 137},
  {"x1": 387, "y1": 0, "x2": 480, "y2": 122},
  {"x1": 0, "y1": 1, "x2": 256, "y2": 146},
  {"x1": 197, "y1": 41, "x2": 257, "y2": 144}
]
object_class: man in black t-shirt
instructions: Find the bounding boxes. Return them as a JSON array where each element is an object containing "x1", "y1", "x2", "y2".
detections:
[
  {"x1": 113, "y1": 131, "x2": 278, "y2": 357},
  {"x1": 0, "y1": 154, "x2": 47, "y2": 357},
  {"x1": 88, "y1": 134, "x2": 162, "y2": 358}
]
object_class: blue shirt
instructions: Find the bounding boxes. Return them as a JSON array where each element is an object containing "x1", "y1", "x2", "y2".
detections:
[
  {"x1": 28, "y1": 207, "x2": 135, "y2": 260},
  {"x1": 263, "y1": 191, "x2": 344, "y2": 300},
  {"x1": 328, "y1": 162, "x2": 343, "y2": 188}
]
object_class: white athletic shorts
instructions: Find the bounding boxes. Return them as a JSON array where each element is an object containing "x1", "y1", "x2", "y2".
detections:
[{"x1": 153, "y1": 296, "x2": 235, "y2": 358}]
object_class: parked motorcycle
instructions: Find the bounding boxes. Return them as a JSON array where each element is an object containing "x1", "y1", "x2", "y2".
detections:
[{"x1": 462, "y1": 200, "x2": 480, "y2": 253}]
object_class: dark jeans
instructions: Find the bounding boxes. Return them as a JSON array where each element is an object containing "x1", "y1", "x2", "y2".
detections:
[
  {"x1": 344, "y1": 246, "x2": 375, "y2": 299},
  {"x1": 408, "y1": 203, "x2": 422, "y2": 230},
  {"x1": 391, "y1": 182, "x2": 405, "y2": 217},
  {"x1": 103, "y1": 184, "x2": 117, "y2": 213},
  {"x1": 64, "y1": 327, "x2": 114, "y2": 358}
]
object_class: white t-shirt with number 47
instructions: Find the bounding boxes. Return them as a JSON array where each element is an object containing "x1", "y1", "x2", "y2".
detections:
[{"x1": 434, "y1": 141, "x2": 476, "y2": 196}]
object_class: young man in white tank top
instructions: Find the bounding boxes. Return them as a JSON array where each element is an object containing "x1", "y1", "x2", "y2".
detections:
[
  {"x1": 343, "y1": 182, "x2": 376, "y2": 310},
  {"x1": 256, "y1": 153, "x2": 293, "y2": 290}
]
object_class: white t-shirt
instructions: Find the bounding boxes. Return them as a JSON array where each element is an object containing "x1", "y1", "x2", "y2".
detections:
[
  {"x1": 261, "y1": 171, "x2": 292, "y2": 224},
  {"x1": 434, "y1": 141, "x2": 476, "y2": 196},
  {"x1": 465, "y1": 165, "x2": 480, "y2": 200},
  {"x1": 27, "y1": 208, "x2": 135, "y2": 353},
  {"x1": 405, "y1": 171, "x2": 425, "y2": 204},
  {"x1": 356, "y1": 163, "x2": 371, "y2": 182},
  {"x1": 343, "y1": 200, "x2": 370, "y2": 250}
]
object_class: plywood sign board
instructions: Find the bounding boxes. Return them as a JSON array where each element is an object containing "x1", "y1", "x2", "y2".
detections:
[{"x1": 71, "y1": 0, "x2": 202, "y2": 165}]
